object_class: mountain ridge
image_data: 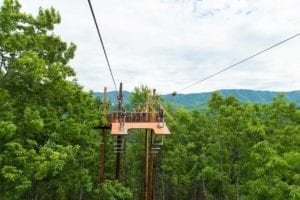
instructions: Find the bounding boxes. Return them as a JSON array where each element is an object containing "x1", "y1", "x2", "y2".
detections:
[{"x1": 93, "y1": 89, "x2": 300, "y2": 109}]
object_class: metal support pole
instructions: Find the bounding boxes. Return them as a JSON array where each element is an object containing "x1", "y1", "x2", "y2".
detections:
[{"x1": 115, "y1": 136, "x2": 122, "y2": 180}]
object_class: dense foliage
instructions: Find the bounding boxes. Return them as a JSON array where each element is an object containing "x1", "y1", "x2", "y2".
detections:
[
  {"x1": 0, "y1": 0, "x2": 107, "y2": 199},
  {"x1": 161, "y1": 93, "x2": 300, "y2": 200},
  {"x1": 1, "y1": 1, "x2": 299, "y2": 199}
]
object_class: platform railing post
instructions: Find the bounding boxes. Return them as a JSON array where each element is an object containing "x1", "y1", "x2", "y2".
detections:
[{"x1": 151, "y1": 89, "x2": 156, "y2": 122}]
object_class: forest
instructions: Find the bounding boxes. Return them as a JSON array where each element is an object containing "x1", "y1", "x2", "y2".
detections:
[{"x1": 0, "y1": 1, "x2": 299, "y2": 199}]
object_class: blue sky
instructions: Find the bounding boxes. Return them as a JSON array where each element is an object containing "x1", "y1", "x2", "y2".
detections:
[{"x1": 16, "y1": 0, "x2": 300, "y2": 94}]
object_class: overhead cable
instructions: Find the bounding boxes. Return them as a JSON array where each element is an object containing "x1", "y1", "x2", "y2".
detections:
[
  {"x1": 176, "y1": 33, "x2": 300, "y2": 94},
  {"x1": 87, "y1": 0, "x2": 118, "y2": 92}
]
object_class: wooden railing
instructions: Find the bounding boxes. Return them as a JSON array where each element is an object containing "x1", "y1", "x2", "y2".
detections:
[{"x1": 106, "y1": 112, "x2": 162, "y2": 123}]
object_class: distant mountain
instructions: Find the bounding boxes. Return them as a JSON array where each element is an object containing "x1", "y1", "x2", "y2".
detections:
[
  {"x1": 94, "y1": 89, "x2": 300, "y2": 109},
  {"x1": 164, "y1": 89, "x2": 300, "y2": 109}
]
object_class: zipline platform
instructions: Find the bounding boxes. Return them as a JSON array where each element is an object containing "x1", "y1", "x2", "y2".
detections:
[
  {"x1": 98, "y1": 84, "x2": 171, "y2": 137},
  {"x1": 105, "y1": 112, "x2": 170, "y2": 135},
  {"x1": 111, "y1": 122, "x2": 170, "y2": 135}
]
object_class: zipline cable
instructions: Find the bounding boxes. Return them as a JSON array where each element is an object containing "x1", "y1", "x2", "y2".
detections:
[
  {"x1": 174, "y1": 33, "x2": 300, "y2": 95},
  {"x1": 87, "y1": 0, "x2": 118, "y2": 92}
]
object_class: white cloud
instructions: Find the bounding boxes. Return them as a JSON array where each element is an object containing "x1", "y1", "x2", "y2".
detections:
[{"x1": 15, "y1": 0, "x2": 300, "y2": 93}]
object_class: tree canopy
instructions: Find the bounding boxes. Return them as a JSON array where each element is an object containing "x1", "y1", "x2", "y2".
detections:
[
  {"x1": 0, "y1": 0, "x2": 104, "y2": 199},
  {"x1": 1, "y1": 1, "x2": 299, "y2": 199}
]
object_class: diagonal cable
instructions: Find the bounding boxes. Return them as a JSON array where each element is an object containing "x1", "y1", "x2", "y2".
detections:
[
  {"x1": 178, "y1": 33, "x2": 300, "y2": 93},
  {"x1": 87, "y1": 0, "x2": 118, "y2": 92}
]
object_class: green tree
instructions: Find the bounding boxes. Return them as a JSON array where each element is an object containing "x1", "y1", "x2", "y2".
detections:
[
  {"x1": 100, "y1": 180, "x2": 133, "y2": 200},
  {"x1": 130, "y1": 85, "x2": 152, "y2": 109},
  {"x1": 0, "y1": 1, "x2": 104, "y2": 199},
  {"x1": 161, "y1": 92, "x2": 300, "y2": 200}
]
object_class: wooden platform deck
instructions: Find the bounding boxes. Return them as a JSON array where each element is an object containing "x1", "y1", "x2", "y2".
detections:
[{"x1": 111, "y1": 122, "x2": 171, "y2": 135}]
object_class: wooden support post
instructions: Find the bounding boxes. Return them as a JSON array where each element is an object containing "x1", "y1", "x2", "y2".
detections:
[
  {"x1": 123, "y1": 136, "x2": 127, "y2": 186},
  {"x1": 147, "y1": 130, "x2": 154, "y2": 200},
  {"x1": 144, "y1": 129, "x2": 149, "y2": 200},
  {"x1": 116, "y1": 83, "x2": 123, "y2": 180},
  {"x1": 144, "y1": 89, "x2": 157, "y2": 200},
  {"x1": 144, "y1": 130, "x2": 155, "y2": 200}
]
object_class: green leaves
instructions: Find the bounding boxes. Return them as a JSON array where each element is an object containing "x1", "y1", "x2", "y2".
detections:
[
  {"x1": 23, "y1": 107, "x2": 44, "y2": 132},
  {"x1": 36, "y1": 7, "x2": 61, "y2": 31},
  {"x1": 0, "y1": 1, "x2": 102, "y2": 198},
  {"x1": 1, "y1": 165, "x2": 22, "y2": 182},
  {"x1": 100, "y1": 181, "x2": 133, "y2": 200},
  {"x1": 161, "y1": 92, "x2": 300, "y2": 199},
  {"x1": 0, "y1": 121, "x2": 16, "y2": 140}
]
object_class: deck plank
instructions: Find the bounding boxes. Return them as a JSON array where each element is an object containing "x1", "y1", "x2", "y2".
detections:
[{"x1": 111, "y1": 122, "x2": 170, "y2": 135}]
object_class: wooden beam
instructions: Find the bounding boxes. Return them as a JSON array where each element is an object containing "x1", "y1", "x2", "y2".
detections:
[{"x1": 110, "y1": 122, "x2": 170, "y2": 135}]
